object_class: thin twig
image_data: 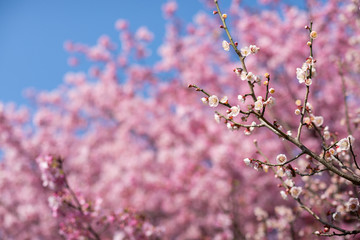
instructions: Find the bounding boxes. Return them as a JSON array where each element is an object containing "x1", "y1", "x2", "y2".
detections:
[
  {"x1": 296, "y1": 22, "x2": 313, "y2": 141},
  {"x1": 252, "y1": 152, "x2": 305, "y2": 167},
  {"x1": 295, "y1": 168, "x2": 328, "y2": 176},
  {"x1": 214, "y1": 0, "x2": 257, "y2": 102},
  {"x1": 216, "y1": 111, "x2": 264, "y2": 128},
  {"x1": 349, "y1": 138, "x2": 360, "y2": 171}
]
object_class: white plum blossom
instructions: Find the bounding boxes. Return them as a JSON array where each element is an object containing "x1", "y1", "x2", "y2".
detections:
[
  {"x1": 240, "y1": 71, "x2": 260, "y2": 83},
  {"x1": 312, "y1": 116, "x2": 324, "y2": 127},
  {"x1": 254, "y1": 75, "x2": 261, "y2": 84},
  {"x1": 240, "y1": 71, "x2": 248, "y2": 81},
  {"x1": 238, "y1": 94, "x2": 245, "y2": 103},
  {"x1": 249, "y1": 45, "x2": 260, "y2": 54},
  {"x1": 264, "y1": 96, "x2": 275, "y2": 106},
  {"x1": 329, "y1": 148, "x2": 336, "y2": 156},
  {"x1": 303, "y1": 117, "x2": 311, "y2": 125},
  {"x1": 284, "y1": 179, "x2": 294, "y2": 187},
  {"x1": 296, "y1": 57, "x2": 316, "y2": 84},
  {"x1": 222, "y1": 40, "x2": 230, "y2": 51},
  {"x1": 240, "y1": 71, "x2": 257, "y2": 82},
  {"x1": 240, "y1": 46, "x2": 251, "y2": 56},
  {"x1": 228, "y1": 105, "x2": 240, "y2": 117},
  {"x1": 304, "y1": 78, "x2": 312, "y2": 86},
  {"x1": 220, "y1": 96, "x2": 228, "y2": 104},
  {"x1": 201, "y1": 97, "x2": 208, "y2": 104},
  {"x1": 254, "y1": 97, "x2": 264, "y2": 111},
  {"x1": 290, "y1": 186, "x2": 302, "y2": 199},
  {"x1": 306, "y1": 102, "x2": 313, "y2": 110},
  {"x1": 337, "y1": 137, "x2": 351, "y2": 151},
  {"x1": 280, "y1": 190, "x2": 288, "y2": 200},
  {"x1": 245, "y1": 72, "x2": 256, "y2": 81},
  {"x1": 241, "y1": 45, "x2": 259, "y2": 56},
  {"x1": 254, "y1": 100, "x2": 263, "y2": 111},
  {"x1": 296, "y1": 68, "x2": 306, "y2": 83},
  {"x1": 244, "y1": 158, "x2": 251, "y2": 166},
  {"x1": 324, "y1": 128, "x2": 331, "y2": 140},
  {"x1": 303, "y1": 57, "x2": 316, "y2": 73},
  {"x1": 345, "y1": 198, "x2": 359, "y2": 212},
  {"x1": 276, "y1": 167, "x2": 285, "y2": 177},
  {"x1": 208, "y1": 95, "x2": 219, "y2": 107},
  {"x1": 276, "y1": 154, "x2": 287, "y2": 164},
  {"x1": 214, "y1": 114, "x2": 220, "y2": 123}
]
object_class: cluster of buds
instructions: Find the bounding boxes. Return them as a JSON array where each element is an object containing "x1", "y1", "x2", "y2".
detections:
[
  {"x1": 314, "y1": 226, "x2": 331, "y2": 236},
  {"x1": 235, "y1": 70, "x2": 262, "y2": 84},
  {"x1": 243, "y1": 158, "x2": 269, "y2": 172},
  {"x1": 303, "y1": 114, "x2": 324, "y2": 127},
  {"x1": 294, "y1": 100, "x2": 324, "y2": 127},
  {"x1": 200, "y1": 95, "x2": 220, "y2": 107},
  {"x1": 322, "y1": 135, "x2": 356, "y2": 163},
  {"x1": 254, "y1": 96, "x2": 275, "y2": 111}
]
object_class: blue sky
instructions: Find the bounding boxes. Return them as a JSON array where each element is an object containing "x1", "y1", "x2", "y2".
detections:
[
  {"x1": 0, "y1": 0, "x2": 305, "y2": 106},
  {"x1": 0, "y1": 1, "x2": 209, "y2": 105}
]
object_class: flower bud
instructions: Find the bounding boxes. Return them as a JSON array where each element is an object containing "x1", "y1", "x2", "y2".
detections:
[{"x1": 310, "y1": 31, "x2": 318, "y2": 39}]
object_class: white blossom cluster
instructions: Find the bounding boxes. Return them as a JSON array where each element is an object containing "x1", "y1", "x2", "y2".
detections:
[
  {"x1": 296, "y1": 57, "x2": 316, "y2": 85},
  {"x1": 221, "y1": 41, "x2": 260, "y2": 57}
]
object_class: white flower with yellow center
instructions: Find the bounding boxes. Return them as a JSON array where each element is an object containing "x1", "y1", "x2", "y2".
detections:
[{"x1": 208, "y1": 95, "x2": 219, "y2": 107}]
